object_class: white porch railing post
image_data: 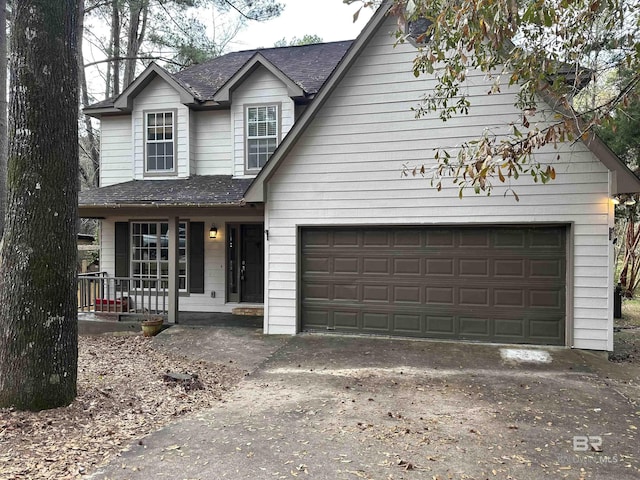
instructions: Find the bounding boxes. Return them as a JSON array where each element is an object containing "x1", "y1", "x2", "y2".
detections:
[{"x1": 167, "y1": 216, "x2": 179, "y2": 324}]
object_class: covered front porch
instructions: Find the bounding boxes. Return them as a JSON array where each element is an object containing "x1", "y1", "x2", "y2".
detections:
[{"x1": 78, "y1": 176, "x2": 266, "y2": 325}]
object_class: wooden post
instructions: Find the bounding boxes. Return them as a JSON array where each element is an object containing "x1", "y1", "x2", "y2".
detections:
[{"x1": 167, "y1": 216, "x2": 179, "y2": 324}]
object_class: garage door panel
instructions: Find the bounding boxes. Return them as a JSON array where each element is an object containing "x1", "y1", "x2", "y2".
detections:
[
  {"x1": 426, "y1": 286, "x2": 454, "y2": 304},
  {"x1": 334, "y1": 311, "x2": 358, "y2": 329},
  {"x1": 530, "y1": 228, "x2": 564, "y2": 248},
  {"x1": 459, "y1": 258, "x2": 489, "y2": 276},
  {"x1": 363, "y1": 312, "x2": 390, "y2": 331},
  {"x1": 334, "y1": 230, "x2": 359, "y2": 246},
  {"x1": 530, "y1": 289, "x2": 563, "y2": 308},
  {"x1": 459, "y1": 316, "x2": 491, "y2": 336},
  {"x1": 494, "y1": 318, "x2": 525, "y2": 337},
  {"x1": 394, "y1": 285, "x2": 422, "y2": 303},
  {"x1": 303, "y1": 256, "x2": 330, "y2": 274},
  {"x1": 426, "y1": 258, "x2": 454, "y2": 275},
  {"x1": 304, "y1": 230, "x2": 331, "y2": 247},
  {"x1": 494, "y1": 289, "x2": 525, "y2": 307},
  {"x1": 529, "y1": 317, "x2": 563, "y2": 341},
  {"x1": 495, "y1": 259, "x2": 526, "y2": 277},
  {"x1": 459, "y1": 288, "x2": 489, "y2": 306},
  {"x1": 303, "y1": 310, "x2": 330, "y2": 329},
  {"x1": 426, "y1": 315, "x2": 456, "y2": 335},
  {"x1": 363, "y1": 257, "x2": 389, "y2": 274},
  {"x1": 363, "y1": 284, "x2": 389, "y2": 302},
  {"x1": 394, "y1": 230, "x2": 421, "y2": 246},
  {"x1": 301, "y1": 226, "x2": 566, "y2": 345},
  {"x1": 363, "y1": 230, "x2": 390, "y2": 246},
  {"x1": 459, "y1": 229, "x2": 490, "y2": 247},
  {"x1": 391, "y1": 314, "x2": 421, "y2": 334},
  {"x1": 530, "y1": 259, "x2": 563, "y2": 278},
  {"x1": 334, "y1": 257, "x2": 359, "y2": 273},
  {"x1": 494, "y1": 229, "x2": 526, "y2": 247},
  {"x1": 393, "y1": 258, "x2": 421, "y2": 275},
  {"x1": 303, "y1": 283, "x2": 330, "y2": 301},
  {"x1": 426, "y1": 230, "x2": 454, "y2": 246}
]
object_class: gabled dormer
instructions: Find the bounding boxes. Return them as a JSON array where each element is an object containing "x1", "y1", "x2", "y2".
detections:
[{"x1": 84, "y1": 41, "x2": 354, "y2": 185}]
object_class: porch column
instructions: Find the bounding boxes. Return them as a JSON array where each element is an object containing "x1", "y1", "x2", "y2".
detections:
[{"x1": 167, "y1": 216, "x2": 179, "y2": 324}]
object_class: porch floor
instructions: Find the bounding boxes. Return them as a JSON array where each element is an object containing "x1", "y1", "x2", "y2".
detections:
[{"x1": 78, "y1": 311, "x2": 263, "y2": 335}]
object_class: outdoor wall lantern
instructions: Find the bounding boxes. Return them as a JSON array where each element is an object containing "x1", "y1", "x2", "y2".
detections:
[
  {"x1": 209, "y1": 225, "x2": 218, "y2": 239},
  {"x1": 612, "y1": 194, "x2": 637, "y2": 206}
]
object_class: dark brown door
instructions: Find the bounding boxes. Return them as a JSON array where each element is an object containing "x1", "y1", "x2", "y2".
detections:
[{"x1": 300, "y1": 226, "x2": 566, "y2": 345}]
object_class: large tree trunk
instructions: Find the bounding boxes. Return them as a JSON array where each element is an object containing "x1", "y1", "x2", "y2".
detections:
[
  {"x1": 0, "y1": 0, "x2": 7, "y2": 238},
  {"x1": 0, "y1": 0, "x2": 79, "y2": 410}
]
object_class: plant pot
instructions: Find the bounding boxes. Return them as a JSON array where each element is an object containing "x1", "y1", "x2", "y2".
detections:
[{"x1": 141, "y1": 317, "x2": 164, "y2": 337}]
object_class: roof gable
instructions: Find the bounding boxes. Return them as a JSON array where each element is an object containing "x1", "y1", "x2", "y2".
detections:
[
  {"x1": 113, "y1": 62, "x2": 198, "y2": 111},
  {"x1": 84, "y1": 41, "x2": 353, "y2": 117},
  {"x1": 244, "y1": 1, "x2": 640, "y2": 201},
  {"x1": 212, "y1": 53, "x2": 305, "y2": 104}
]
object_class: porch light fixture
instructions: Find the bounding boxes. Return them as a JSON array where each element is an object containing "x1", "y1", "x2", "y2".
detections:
[
  {"x1": 625, "y1": 196, "x2": 637, "y2": 206},
  {"x1": 612, "y1": 196, "x2": 621, "y2": 205},
  {"x1": 209, "y1": 225, "x2": 218, "y2": 239}
]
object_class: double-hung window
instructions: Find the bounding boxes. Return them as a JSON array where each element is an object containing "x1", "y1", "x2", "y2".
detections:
[
  {"x1": 246, "y1": 105, "x2": 278, "y2": 171},
  {"x1": 146, "y1": 111, "x2": 175, "y2": 173},
  {"x1": 131, "y1": 221, "x2": 187, "y2": 291}
]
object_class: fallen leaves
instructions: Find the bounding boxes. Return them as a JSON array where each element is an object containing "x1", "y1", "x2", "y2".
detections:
[{"x1": 0, "y1": 334, "x2": 244, "y2": 480}]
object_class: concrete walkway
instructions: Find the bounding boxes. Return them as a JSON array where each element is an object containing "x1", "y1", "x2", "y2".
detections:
[{"x1": 89, "y1": 330, "x2": 640, "y2": 480}]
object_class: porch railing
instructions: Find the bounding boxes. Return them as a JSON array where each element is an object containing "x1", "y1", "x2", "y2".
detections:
[{"x1": 77, "y1": 272, "x2": 168, "y2": 315}]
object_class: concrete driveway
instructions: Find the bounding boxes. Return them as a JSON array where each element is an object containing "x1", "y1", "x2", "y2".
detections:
[{"x1": 89, "y1": 329, "x2": 639, "y2": 480}]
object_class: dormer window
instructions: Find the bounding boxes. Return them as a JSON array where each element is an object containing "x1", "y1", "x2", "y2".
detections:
[
  {"x1": 145, "y1": 111, "x2": 176, "y2": 174},
  {"x1": 246, "y1": 104, "x2": 279, "y2": 172}
]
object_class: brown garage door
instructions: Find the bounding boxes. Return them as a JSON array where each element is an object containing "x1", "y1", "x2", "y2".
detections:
[{"x1": 300, "y1": 226, "x2": 566, "y2": 345}]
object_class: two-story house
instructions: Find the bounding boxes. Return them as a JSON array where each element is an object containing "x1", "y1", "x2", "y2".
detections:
[
  {"x1": 81, "y1": 1, "x2": 640, "y2": 351},
  {"x1": 81, "y1": 40, "x2": 352, "y2": 318}
]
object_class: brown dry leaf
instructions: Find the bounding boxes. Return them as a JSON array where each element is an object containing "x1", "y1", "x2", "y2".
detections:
[{"x1": 0, "y1": 334, "x2": 245, "y2": 480}]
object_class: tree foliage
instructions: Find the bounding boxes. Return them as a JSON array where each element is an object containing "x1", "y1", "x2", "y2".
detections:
[
  {"x1": 77, "y1": 0, "x2": 283, "y2": 187},
  {"x1": 273, "y1": 34, "x2": 324, "y2": 47},
  {"x1": 350, "y1": 0, "x2": 640, "y2": 198}
]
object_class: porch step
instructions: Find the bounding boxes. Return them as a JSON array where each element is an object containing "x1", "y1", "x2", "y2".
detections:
[{"x1": 232, "y1": 307, "x2": 264, "y2": 316}]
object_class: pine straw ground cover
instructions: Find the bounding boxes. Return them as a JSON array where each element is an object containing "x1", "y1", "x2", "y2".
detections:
[{"x1": 0, "y1": 334, "x2": 245, "y2": 480}]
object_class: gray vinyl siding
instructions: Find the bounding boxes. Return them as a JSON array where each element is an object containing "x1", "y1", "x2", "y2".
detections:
[
  {"x1": 132, "y1": 76, "x2": 190, "y2": 179},
  {"x1": 100, "y1": 116, "x2": 132, "y2": 187},
  {"x1": 231, "y1": 66, "x2": 295, "y2": 177},
  {"x1": 192, "y1": 110, "x2": 232, "y2": 176},
  {"x1": 263, "y1": 16, "x2": 614, "y2": 350}
]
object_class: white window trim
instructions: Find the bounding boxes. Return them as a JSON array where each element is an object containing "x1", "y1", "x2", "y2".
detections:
[
  {"x1": 144, "y1": 110, "x2": 178, "y2": 176},
  {"x1": 245, "y1": 103, "x2": 281, "y2": 174},
  {"x1": 130, "y1": 220, "x2": 188, "y2": 293}
]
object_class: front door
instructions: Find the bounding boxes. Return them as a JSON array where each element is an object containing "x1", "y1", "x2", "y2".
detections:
[{"x1": 227, "y1": 223, "x2": 264, "y2": 303}]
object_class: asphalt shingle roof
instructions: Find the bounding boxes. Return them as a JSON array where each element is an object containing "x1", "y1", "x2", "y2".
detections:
[
  {"x1": 87, "y1": 40, "x2": 353, "y2": 110},
  {"x1": 79, "y1": 176, "x2": 253, "y2": 207}
]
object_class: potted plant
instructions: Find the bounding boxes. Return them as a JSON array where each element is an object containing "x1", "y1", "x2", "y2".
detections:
[{"x1": 141, "y1": 315, "x2": 164, "y2": 337}]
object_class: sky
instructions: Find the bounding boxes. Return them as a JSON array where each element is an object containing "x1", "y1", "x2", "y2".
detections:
[{"x1": 228, "y1": 0, "x2": 375, "y2": 51}]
